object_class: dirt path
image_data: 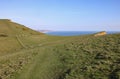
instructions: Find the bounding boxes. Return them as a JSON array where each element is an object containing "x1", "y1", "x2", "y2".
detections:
[
  {"x1": 10, "y1": 46, "x2": 59, "y2": 79},
  {"x1": 7, "y1": 38, "x2": 68, "y2": 79},
  {"x1": 14, "y1": 48, "x2": 46, "y2": 79},
  {"x1": 0, "y1": 36, "x2": 72, "y2": 79}
]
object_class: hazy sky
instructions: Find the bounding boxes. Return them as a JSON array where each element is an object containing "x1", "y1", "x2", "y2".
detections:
[{"x1": 0, "y1": 0, "x2": 120, "y2": 31}]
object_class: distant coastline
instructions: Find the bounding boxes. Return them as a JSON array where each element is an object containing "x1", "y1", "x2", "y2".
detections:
[
  {"x1": 38, "y1": 30, "x2": 52, "y2": 33},
  {"x1": 46, "y1": 31, "x2": 120, "y2": 36}
]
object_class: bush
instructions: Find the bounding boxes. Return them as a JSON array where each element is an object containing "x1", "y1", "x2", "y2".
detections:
[{"x1": 0, "y1": 34, "x2": 8, "y2": 37}]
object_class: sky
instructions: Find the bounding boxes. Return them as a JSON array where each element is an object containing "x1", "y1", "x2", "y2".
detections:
[{"x1": 0, "y1": 0, "x2": 120, "y2": 31}]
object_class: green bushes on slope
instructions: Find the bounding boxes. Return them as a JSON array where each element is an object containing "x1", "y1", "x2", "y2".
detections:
[{"x1": 53, "y1": 34, "x2": 120, "y2": 79}]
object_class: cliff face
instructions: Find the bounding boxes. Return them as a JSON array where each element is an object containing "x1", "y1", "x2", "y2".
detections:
[{"x1": 94, "y1": 31, "x2": 107, "y2": 36}]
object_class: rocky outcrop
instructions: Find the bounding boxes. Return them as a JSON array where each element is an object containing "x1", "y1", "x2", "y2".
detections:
[{"x1": 94, "y1": 31, "x2": 107, "y2": 36}]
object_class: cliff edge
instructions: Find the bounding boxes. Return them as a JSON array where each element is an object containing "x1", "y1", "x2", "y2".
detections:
[{"x1": 94, "y1": 31, "x2": 107, "y2": 36}]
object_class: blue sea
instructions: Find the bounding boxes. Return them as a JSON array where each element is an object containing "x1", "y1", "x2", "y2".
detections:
[{"x1": 46, "y1": 31, "x2": 120, "y2": 36}]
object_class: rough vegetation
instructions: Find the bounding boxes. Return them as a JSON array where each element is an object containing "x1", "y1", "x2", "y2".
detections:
[
  {"x1": 0, "y1": 19, "x2": 120, "y2": 79},
  {"x1": 53, "y1": 34, "x2": 120, "y2": 79}
]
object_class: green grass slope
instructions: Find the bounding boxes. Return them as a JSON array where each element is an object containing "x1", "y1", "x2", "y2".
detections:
[
  {"x1": 53, "y1": 34, "x2": 120, "y2": 79},
  {"x1": 0, "y1": 19, "x2": 70, "y2": 79},
  {"x1": 0, "y1": 19, "x2": 42, "y2": 35},
  {"x1": 0, "y1": 19, "x2": 44, "y2": 54}
]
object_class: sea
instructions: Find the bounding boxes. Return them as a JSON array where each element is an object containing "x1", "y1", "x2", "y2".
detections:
[{"x1": 46, "y1": 31, "x2": 120, "y2": 36}]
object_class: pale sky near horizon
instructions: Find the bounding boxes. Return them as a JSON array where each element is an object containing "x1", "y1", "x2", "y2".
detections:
[{"x1": 0, "y1": 0, "x2": 120, "y2": 31}]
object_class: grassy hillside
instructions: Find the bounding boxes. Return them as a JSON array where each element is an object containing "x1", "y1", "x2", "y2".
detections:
[
  {"x1": 0, "y1": 19, "x2": 70, "y2": 79},
  {"x1": 0, "y1": 19, "x2": 42, "y2": 35},
  {"x1": 0, "y1": 19, "x2": 120, "y2": 79},
  {"x1": 0, "y1": 19, "x2": 44, "y2": 54},
  {"x1": 53, "y1": 34, "x2": 120, "y2": 79}
]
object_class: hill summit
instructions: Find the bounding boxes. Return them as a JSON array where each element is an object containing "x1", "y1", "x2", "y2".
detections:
[{"x1": 0, "y1": 19, "x2": 43, "y2": 36}]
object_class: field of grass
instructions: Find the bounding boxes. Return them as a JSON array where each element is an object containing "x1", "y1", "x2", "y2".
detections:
[{"x1": 0, "y1": 20, "x2": 120, "y2": 79}]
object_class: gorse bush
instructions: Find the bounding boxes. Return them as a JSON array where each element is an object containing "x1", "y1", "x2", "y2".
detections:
[
  {"x1": 0, "y1": 48, "x2": 39, "y2": 79},
  {"x1": 0, "y1": 34, "x2": 8, "y2": 37},
  {"x1": 53, "y1": 34, "x2": 120, "y2": 79}
]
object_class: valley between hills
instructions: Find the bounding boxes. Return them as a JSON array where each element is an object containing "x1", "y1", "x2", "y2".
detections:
[{"x1": 0, "y1": 19, "x2": 120, "y2": 79}]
